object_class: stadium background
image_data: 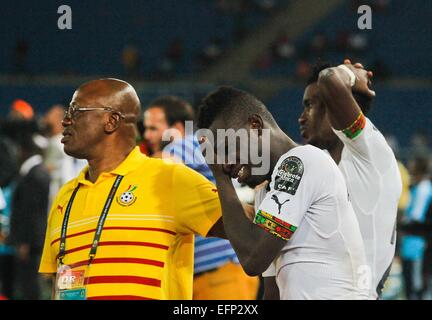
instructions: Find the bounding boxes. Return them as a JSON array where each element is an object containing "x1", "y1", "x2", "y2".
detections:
[{"x1": 0, "y1": 0, "x2": 431, "y2": 299}]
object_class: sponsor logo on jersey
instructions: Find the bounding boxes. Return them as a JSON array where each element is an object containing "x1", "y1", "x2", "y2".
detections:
[
  {"x1": 274, "y1": 156, "x2": 304, "y2": 195},
  {"x1": 271, "y1": 194, "x2": 290, "y2": 215}
]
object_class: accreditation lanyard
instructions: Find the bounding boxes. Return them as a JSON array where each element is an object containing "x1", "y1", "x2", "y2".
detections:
[{"x1": 57, "y1": 175, "x2": 124, "y2": 266}]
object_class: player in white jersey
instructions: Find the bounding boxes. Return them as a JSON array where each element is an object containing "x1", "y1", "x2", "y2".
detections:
[
  {"x1": 294, "y1": 60, "x2": 402, "y2": 298},
  {"x1": 196, "y1": 86, "x2": 369, "y2": 300}
]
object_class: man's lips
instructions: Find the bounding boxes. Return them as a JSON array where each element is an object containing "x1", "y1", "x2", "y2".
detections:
[
  {"x1": 299, "y1": 126, "x2": 308, "y2": 139},
  {"x1": 61, "y1": 131, "x2": 72, "y2": 143}
]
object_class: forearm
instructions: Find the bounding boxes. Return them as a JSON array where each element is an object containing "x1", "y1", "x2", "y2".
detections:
[
  {"x1": 317, "y1": 67, "x2": 361, "y2": 130},
  {"x1": 213, "y1": 175, "x2": 259, "y2": 256},
  {"x1": 212, "y1": 173, "x2": 274, "y2": 275}
]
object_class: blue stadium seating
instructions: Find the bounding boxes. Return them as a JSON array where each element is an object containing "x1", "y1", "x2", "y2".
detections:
[
  {"x1": 0, "y1": 0, "x2": 282, "y2": 76},
  {"x1": 255, "y1": 0, "x2": 432, "y2": 78}
]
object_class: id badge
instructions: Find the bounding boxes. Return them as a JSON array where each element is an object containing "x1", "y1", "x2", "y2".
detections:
[{"x1": 55, "y1": 264, "x2": 87, "y2": 300}]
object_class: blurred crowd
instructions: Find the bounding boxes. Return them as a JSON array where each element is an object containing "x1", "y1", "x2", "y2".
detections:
[
  {"x1": 0, "y1": 96, "x2": 430, "y2": 300},
  {"x1": 255, "y1": 0, "x2": 392, "y2": 80},
  {"x1": 120, "y1": 0, "x2": 286, "y2": 79},
  {"x1": 0, "y1": 100, "x2": 85, "y2": 299}
]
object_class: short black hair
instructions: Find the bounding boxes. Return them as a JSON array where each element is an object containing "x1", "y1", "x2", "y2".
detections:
[
  {"x1": 197, "y1": 86, "x2": 275, "y2": 129},
  {"x1": 307, "y1": 61, "x2": 373, "y2": 115},
  {"x1": 307, "y1": 61, "x2": 333, "y2": 85},
  {"x1": 147, "y1": 96, "x2": 194, "y2": 126}
]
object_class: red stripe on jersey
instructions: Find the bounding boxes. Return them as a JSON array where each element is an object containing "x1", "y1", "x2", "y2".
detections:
[
  {"x1": 51, "y1": 226, "x2": 176, "y2": 246},
  {"x1": 86, "y1": 275, "x2": 161, "y2": 287},
  {"x1": 69, "y1": 257, "x2": 164, "y2": 269},
  {"x1": 56, "y1": 241, "x2": 169, "y2": 259}
]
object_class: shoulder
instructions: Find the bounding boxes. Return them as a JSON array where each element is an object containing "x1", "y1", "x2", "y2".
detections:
[
  {"x1": 277, "y1": 145, "x2": 335, "y2": 173},
  {"x1": 32, "y1": 163, "x2": 51, "y2": 180},
  {"x1": 343, "y1": 117, "x2": 398, "y2": 167},
  {"x1": 56, "y1": 178, "x2": 79, "y2": 201},
  {"x1": 271, "y1": 145, "x2": 336, "y2": 194},
  {"x1": 23, "y1": 163, "x2": 50, "y2": 185},
  {"x1": 133, "y1": 156, "x2": 204, "y2": 183}
]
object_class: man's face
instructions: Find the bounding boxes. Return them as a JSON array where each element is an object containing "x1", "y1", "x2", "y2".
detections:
[
  {"x1": 298, "y1": 83, "x2": 336, "y2": 149},
  {"x1": 61, "y1": 91, "x2": 108, "y2": 159},
  {"x1": 207, "y1": 117, "x2": 270, "y2": 189},
  {"x1": 143, "y1": 107, "x2": 169, "y2": 153}
]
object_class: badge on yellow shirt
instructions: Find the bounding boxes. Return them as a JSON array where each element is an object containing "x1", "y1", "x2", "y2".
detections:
[{"x1": 55, "y1": 265, "x2": 87, "y2": 300}]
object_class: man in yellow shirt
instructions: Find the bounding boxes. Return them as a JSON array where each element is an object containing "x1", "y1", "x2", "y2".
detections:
[{"x1": 39, "y1": 78, "x2": 225, "y2": 300}]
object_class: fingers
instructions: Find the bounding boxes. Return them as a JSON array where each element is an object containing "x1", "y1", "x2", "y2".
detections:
[
  {"x1": 345, "y1": 58, "x2": 374, "y2": 79},
  {"x1": 344, "y1": 58, "x2": 366, "y2": 71}
]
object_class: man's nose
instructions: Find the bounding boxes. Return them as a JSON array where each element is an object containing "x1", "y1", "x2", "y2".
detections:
[
  {"x1": 298, "y1": 111, "x2": 307, "y2": 125},
  {"x1": 62, "y1": 115, "x2": 72, "y2": 127},
  {"x1": 144, "y1": 131, "x2": 154, "y2": 142}
]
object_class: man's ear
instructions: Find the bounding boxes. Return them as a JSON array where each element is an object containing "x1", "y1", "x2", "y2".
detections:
[
  {"x1": 172, "y1": 121, "x2": 186, "y2": 137},
  {"x1": 105, "y1": 113, "x2": 121, "y2": 133},
  {"x1": 248, "y1": 114, "x2": 264, "y2": 135}
]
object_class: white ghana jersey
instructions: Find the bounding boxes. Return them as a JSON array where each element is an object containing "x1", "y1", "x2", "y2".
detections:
[
  {"x1": 254, "y1": 145, "x2": 369, "y2": 300},
  {"x1": 332, "y1": 117, "x2": 402, "y2": 298}
]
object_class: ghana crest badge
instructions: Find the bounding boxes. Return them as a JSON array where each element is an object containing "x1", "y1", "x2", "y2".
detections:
[{"x1": 117, "y1": 185, "x2": 138, "y2": 206}]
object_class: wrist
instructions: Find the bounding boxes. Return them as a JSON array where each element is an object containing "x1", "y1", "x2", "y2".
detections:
[{"x1": 337, "y1": 64, "x2": 356, "y2": 87}]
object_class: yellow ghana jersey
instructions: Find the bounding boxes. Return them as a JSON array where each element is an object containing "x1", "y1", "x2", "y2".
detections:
[{"x1": 39, "y1": 147, "x2": 222, "y2": 300}]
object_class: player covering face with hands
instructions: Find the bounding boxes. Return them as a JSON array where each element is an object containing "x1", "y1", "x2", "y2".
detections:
[{"x1": 197, "y1": 85, "x2": 370, "y2": 300}]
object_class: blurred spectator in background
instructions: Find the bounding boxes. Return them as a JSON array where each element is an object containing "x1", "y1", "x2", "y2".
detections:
[
  {"x1": 400, "y1": 157, "x2": 432, "y2": 299},
  {"x1": 411, "y1": 130, "x2": 430, "y2": 158},
  {"x1": 335, "y1": 30, "x2": 350, "y2": 53},
  {"x1": 0, "y1": 138, "x2": 18, "y2": 299},
  {"x1": 7, "y1": 134, "x2": 50, "y2": 299},
  {"x1": 12, "y1": 40, "x2": 29, "y2": 75},
  {"x1": 0, "y1": 131, "x2": 19, "y2": 191},
  {"x1": 156, "y1": 39, "x2": 184, "y2": 80},
  {"x1": 398, "y1": 161, "x2": 412, "y2": 220},
  {"x1": 347, "y1": 33, "x2": 369, "y2": 54},
  {"x1": 166, "y1": 38, "x2": 184, "y2": 68},
  {"x1": 253, "y1": 0, "x2": 277, "y2": 13},
  {"x1": 143, "y1": 102, "x2": 170, "y2": 158},
  {"x1": 198, "y1": 37, "x2": 224, "y2": 68},
  {"x1": 0, "y1": 187, "x2": 13, "y2": 299},
  {"x1": 0, "y1": 116, "x2": 22, "y2": 299},
  {"x1": 255, "y1": 49, "x2": 273, "y2": 70},
  {"x1": 273, "y1": 32, "x2": 296, "y2": 62},
  {"x1": 307, "y1": 33, "x2": 329, "y2": 58},
  {"x1": 135, "y1": 119, "x2": 151, "y2": 156},
  {"x1": 42, "y1": 105, "x2": 86, "y2": 207},
  {"x1": 0, "y1": 190, "x2": 5, "y2": 239},
  {"x1": 295, "y1": 59, "x2": 312, "y2": 81},
  {"x1": 121, "y1": 44, "x2": 141, "y2": 78},
  {"x1": 9, "y1": 99, "x2": 34, "y2": 121}
]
